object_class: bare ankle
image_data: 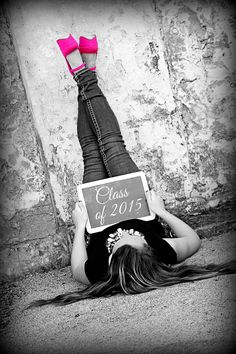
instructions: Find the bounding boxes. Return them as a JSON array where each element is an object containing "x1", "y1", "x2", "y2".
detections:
[
  {"x1": 81, "y1": 53, "x2": 97, "y2": 70},
  {"x1": 66, "y1": 50, "x2": 83, "y2": 70}
]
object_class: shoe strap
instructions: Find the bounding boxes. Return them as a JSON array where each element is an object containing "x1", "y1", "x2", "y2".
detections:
[{"x1": 70, "y1": 63, "x2": 86, "y2": 73}]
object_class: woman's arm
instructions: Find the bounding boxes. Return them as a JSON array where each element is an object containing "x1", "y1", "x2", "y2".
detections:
[
  {"x1": 71, "y1": 202, "x2": 91, "y2": 285},
  {"x1": 146, "y1": 190, "x2": 201, "y2": 262}
]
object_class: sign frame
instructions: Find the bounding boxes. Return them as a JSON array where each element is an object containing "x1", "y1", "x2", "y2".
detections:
[{"x1": 77, "y1": 171, "x2": 155, "y2": 233}]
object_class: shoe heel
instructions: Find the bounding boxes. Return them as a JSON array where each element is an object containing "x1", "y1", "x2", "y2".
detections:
[{"x1": 79, "y1": 36, "x2": 98, "y2": 54}]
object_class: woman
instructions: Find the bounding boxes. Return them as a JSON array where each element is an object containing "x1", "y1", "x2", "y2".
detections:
[{"x1": 29, "y1": 34, "x2": 235, "y2": 307}]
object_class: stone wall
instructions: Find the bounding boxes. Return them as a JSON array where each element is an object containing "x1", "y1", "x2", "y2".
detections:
[
  {"x1": 0, "y1": 0, "x2": 235, "y2": 279},
  {"x1": 0, "y1": 6, "x2": 71, "y2": 279}
]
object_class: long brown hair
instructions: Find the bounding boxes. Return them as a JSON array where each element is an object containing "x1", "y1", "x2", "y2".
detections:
[{"x1": 28, "y1": 244, "x2": 236, "y2": 308}]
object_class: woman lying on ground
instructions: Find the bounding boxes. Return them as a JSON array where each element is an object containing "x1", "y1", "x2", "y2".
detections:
[{"x1": 29, "y1": 34, "x2": 235, "y2": 307}]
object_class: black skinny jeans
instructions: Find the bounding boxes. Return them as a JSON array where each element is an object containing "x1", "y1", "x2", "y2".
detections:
[{"x1": 74, "y1": 69, "x2": 140, "y2": 183}]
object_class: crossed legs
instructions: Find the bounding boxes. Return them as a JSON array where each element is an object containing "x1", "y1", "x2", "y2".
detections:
[
  {"x1": 75, "y1": 69, "x2": 140, "y2": 183},
  {"x1": 77, "y1": 85, "x2": 108, "y2": 183}
]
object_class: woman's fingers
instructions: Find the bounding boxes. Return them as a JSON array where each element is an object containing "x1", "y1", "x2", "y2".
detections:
[
  {"x1": 75, "y1": 201, "x2": 83, "y2": 209},
  {"x1": 147, "y1": 189, "x2": 158, "y2": 199},
  {"x1": 146, "y1": 191, "x2": 151, "y2": 203},
  {"x1": 151, "y1": 189, "x2": 156, "y2": 198},
  {"x1": 72, "y1": 201, "x2": 88, "y2": 224},
  {"x1": 146, "y1": 190, "x2": 164, "y2": 204}
]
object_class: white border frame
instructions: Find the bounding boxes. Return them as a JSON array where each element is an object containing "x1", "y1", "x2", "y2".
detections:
[{"x1": 77, "y1": 171, "x2": 155, "y2": 233}]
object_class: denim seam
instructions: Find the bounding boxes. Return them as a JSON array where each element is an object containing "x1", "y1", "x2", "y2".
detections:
[
  {"x1": 73, "y1": 68, "x2": 89, "y2": 82},
  {"x1": 81, "y1": 88, "x2": 112, "y2": 177}
]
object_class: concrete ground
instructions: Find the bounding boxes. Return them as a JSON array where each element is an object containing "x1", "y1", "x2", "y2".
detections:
[{"x1": 0, "y1": 232, "x2": 236, "y2": 354}]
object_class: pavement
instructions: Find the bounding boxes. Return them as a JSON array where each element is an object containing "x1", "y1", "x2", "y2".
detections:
[{"x1": 0, "y1": 232, "x2": 236, "y2": 354}]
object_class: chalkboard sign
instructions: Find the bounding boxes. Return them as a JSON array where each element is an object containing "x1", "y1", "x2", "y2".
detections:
[{"x1": 77, "y1": 172, "x2": 155, "y2": 233}]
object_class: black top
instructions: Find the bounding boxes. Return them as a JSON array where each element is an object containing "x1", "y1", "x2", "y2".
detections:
[{"x1": 84, "y1": 218, "x2": 177, "y2": 284}]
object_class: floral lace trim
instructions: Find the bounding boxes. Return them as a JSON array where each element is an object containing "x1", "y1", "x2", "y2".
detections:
[
  {"x1": 105, "y1": 228, "x2": 145, "y2": 254},
  {"x1": 85, "y1": 217, "x2": 175, "y2": 248}
]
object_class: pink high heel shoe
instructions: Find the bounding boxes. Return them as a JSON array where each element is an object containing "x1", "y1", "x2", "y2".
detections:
[
  {"x1": 56, "y1": 34, "x2": 86, "y2": 75},
  {"x1": 79, "y1": 36, "x2": 98, "y2": 71}
]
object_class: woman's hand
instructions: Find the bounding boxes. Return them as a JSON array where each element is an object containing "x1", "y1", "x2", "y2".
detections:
[
  {"x1": 72, "y1": 201, "x2": 88, "y2": 229},
  {"x1": 146, "y1": 190, "x2": 166, "y2": 216}
]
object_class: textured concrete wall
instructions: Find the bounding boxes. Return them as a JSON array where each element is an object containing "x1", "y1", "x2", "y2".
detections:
[
  {"x1": 0, "y1": 5, "x2": 70, "y2": 278},
  {"x1": 0, "y1": 0, "x2": 235, "y2": 278}
]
